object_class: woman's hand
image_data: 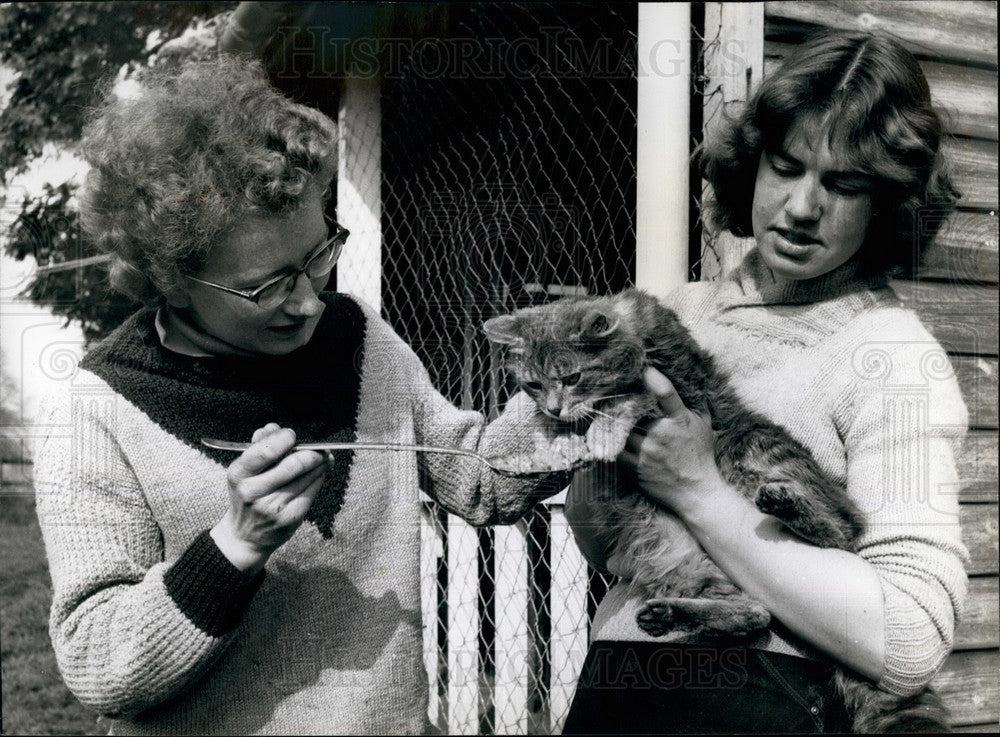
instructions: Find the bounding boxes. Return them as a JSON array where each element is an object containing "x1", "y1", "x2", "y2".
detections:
[
  {"x1": 618, "y1": 367, "x2": 727, "y2": 518},
  {"x1": 210, "y1": 424, "x2": 328, "y2": 572}
]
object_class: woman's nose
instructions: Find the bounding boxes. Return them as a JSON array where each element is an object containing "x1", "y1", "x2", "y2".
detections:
[
  {"x1": 784, "y1": 175, "x2": 822, "y2": 222},
  {"x1": 283, "y1": 272, "x2": 324, "y2": 317}
]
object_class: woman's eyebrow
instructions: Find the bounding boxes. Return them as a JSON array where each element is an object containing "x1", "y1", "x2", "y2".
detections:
[{"x1": 240, "y1": 230, "x2": 330, "y2": 286}]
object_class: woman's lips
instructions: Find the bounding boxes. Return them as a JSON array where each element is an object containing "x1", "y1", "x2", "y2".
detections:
[
  {"x1": 772, "y1": 228, "x2": 821, "y2": 257},
  {"x1": 268, "y1": 321, "x2": 306, "y2": 335}
]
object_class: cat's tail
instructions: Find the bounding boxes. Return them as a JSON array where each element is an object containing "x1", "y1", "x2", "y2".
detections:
[{"x1": 835, "y1": 670, "x2": 950, "y2": 733}]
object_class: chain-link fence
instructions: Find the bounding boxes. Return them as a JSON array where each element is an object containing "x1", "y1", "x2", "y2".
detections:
[
  {"x1": 377, "y1": 6, "x2": 636, "y2": 733},
  {"x1": 376, "y1": 5, "x2": 639, "y2": 732},
  {"x1": 327, "y1": 3, "x2": 717, "y2": 732}
]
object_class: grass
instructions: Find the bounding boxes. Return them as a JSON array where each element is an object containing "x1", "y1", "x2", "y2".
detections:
[{"x1": 1, "y1": 485, "x2": 105, "y2": 736}]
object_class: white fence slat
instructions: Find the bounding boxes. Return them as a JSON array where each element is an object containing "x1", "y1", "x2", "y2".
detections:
[
  {"x1": 549, "y1": 507, "x2": 590, "y2": 733},
  {"x1": 447, "y1": 514, "x2": 480, "y2": 735},
  {"x1": 494, "y1": 521, "x2": 530, "y2": 735},
  {"x1": 420, "y1": 503, "x2": 445, "y2": 730}
]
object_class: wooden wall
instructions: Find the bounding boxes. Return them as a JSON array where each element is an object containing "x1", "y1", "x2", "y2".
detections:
[{"x1": 709, "y1": 1, "x2": 998, "y2": 730}]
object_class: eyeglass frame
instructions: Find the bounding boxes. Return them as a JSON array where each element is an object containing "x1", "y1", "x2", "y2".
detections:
[{"x1": 185, "y1": 215, "x2": 350, "y2": 308}]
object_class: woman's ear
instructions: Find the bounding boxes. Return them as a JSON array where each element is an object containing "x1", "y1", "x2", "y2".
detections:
[{"x1": 482, "y1": 315, "x2": 524, "y2": 347}]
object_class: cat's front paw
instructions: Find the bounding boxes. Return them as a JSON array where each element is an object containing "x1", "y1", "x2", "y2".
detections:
[
  {"x1": 755, "y1": 481, "x2": 855, "y2": 548},
  {"x1": 754, "y1": 481, "x2": 802, "y2": 520},
  {"x1": 585, "y1": 414, "x2": 632, "y2": 461}
]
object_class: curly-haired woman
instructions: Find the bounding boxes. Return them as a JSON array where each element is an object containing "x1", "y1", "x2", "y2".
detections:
[
  {"x1": 33, "y1": 56, "x2": 563, "y2": 735},
  {"x1": 563, "y1": 31, "x2": 968, "y2": 734}
]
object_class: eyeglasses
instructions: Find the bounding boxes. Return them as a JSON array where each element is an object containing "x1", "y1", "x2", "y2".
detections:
[{"x1": 186, "y1": 216, "x2": 349, "y2": 309}]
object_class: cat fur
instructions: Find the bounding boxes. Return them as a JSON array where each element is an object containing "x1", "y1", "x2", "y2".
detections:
[{"x1": 483, "y1": 288, "x2": 949, "y2": 733}]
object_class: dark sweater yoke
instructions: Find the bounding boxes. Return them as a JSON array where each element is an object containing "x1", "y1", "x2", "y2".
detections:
[{"x1": 80, "y1": 293, "x2": 367, "y2": 537}]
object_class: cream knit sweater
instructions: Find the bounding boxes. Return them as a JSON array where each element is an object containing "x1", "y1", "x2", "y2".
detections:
[
  {"x1": 585, "y1": 250, "x2": 969, "y2": 698},
  {"x1": 34, "y1": 293, "x2": 562, "y2": 735}
]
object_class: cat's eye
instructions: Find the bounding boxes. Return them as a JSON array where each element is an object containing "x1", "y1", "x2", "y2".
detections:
[
  {"x1": 525, "y1": 381, "x2": 543, "y2": 392},
  {"x1": 562, "y1": 372, "x2": 581, "y2": 386}
]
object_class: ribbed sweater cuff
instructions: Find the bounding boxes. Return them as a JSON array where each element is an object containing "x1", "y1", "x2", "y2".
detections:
[
  {"x1": 877, "y1": 581, "x2": 949, "y2": 697},
  {"x1": 164, "y1": 530, "x2": 265, "y2": 637}
]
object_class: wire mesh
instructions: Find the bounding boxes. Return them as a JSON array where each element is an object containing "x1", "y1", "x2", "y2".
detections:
[{"x1": 378, "y1": 4, "x2": 636, "y2": 733}]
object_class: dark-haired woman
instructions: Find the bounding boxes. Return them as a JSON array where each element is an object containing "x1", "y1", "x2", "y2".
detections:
[
  {"x1": 33, "y1": 56, "x2": 563, "y2": 735},
  {"x1": 563, "y1": 31, "x2": 968, "y2": 734}
]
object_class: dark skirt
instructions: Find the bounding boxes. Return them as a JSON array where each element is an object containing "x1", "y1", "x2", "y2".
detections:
[{"x1": 561, "y1": 641, "x2": 851, "y2": 734}]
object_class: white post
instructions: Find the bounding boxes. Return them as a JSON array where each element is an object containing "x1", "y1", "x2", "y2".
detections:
[
  {"x1": 337, "y1": 75, "x2": 383, "y2": 311},
  {"x1": 494, "y1": 522, "x2": 530, "y2": 735},
  {"x1": 420, "y1": 504, "x2": 445, "y2": 730},
  {"x1": 549, "y1": 505, "x2": 589, "y2": 734},
  {"x1": 446, "y1": 515, "x2": 480, "y2": 735},
  {"x1": 636, "y1": 2, "x2": 692, "y2": 297}
]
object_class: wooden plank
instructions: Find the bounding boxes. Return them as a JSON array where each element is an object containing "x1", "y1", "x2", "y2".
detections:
[
  {"x1": 549, "y1": 507, "x2": 589, "y2": 734},
  {"x1": 701, "y1": 3, "x2": 765, "y2": 283},
  {"x1": 954, "y1": 576, "x2": 999, "y2": 650},
  {"x1": 923, "y1": 60, "x2": 999, "y2": 141},
  {"x1": 494, "y1": 522, "x2": 530, "y2": 735},
  {"x1": 889, "y1": 281, "x2": 998, "y2": 356},
  {"x1": 764, "y1": 1, "x2": 998, "y2": 67},
  {"x1": 446, "y1": 515, "x2": 479, "y2": 735},
  {"x1": 952, "y1": 723, "x2": 1000, "y2": 733},
  {"x1": 959, "y1": 430, "x2": 999, "y2": 503},
  {"x1": 960, "y1": 503, "x2": 998, "y2": 576},
  {"x1": 920, "y1": 212, "x2": 999, "y2": 285},
  {"x1": 763, "y1": 47, "x2": 998, "y2": 140},
  {"x1": 943, "y1": 139, "x2": 999, "y2": 211},
  {"x1": 933, "y1": 649, "x2": 1000, "y2": 727},
  {"x1": 953, "y1": 357, "x2": 999, "y2": 431}
]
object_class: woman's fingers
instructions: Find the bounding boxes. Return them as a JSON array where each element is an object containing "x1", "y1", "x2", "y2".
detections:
[
  {"x1": 231, "y1": 427, "x2": 297, "y2": 480},
  {"x1": 236, "y1": 449, "x2": 326, "y2": 505},
  {"x1": 643, "y1": 367, "x2": 688, "y2": 418},
  {"x1": 279, "y1": 467, "x2": 326, "y2": 520},
  {"x1": 257, "y1": 460, "x2": 327, "y2": 515},
  {"x1": 617, "y1": 448, "x2": 638, "y2": 470},
  {"x1": 251, "y1": 423, "x2": 283, "y2": 444}
]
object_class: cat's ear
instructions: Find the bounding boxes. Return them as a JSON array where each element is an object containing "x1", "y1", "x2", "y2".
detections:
[
  {"x1": 483, "y1": 315, "x2": 525, "y2": 348},
  {"x1": 577, "y1": 309, "x2": 619, "y2": 340}
]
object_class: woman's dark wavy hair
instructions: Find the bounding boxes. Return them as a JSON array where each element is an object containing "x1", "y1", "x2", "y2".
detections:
[
  {"x1": 700, "y1": 30, "x2": 959, "y2": 275},
  {"x1": 79, "y1": 55, "x2": 337, "y2": 304}
]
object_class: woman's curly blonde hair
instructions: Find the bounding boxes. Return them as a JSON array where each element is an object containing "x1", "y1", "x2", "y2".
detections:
[{"x1": 79, "y1": 55, "x2": 337, "y2": 304}]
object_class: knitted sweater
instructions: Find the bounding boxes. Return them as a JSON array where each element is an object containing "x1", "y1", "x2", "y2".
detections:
[
  {"x1": 584, "y1": 250, "x2": 970, "y2": 698},
  {"x1": 34, "y1": 293, "x2": 563, "y2": 735}
]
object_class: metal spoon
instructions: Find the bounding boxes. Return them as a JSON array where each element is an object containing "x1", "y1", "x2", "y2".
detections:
[{"x1": 200, "y1": 437, "x2": 589, "y2": 479}]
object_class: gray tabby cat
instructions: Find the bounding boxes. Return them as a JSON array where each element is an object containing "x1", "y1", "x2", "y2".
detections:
[{"x1": 484, "y1": 288, "x2": 949, "y2": 734}]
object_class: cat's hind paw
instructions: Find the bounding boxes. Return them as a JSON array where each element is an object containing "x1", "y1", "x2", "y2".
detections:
[
  {"x1": 638, "y1": 596, "x2": 771, "y2": 640},
  {"x1": 636, "y1": 598, "x2": 675, "y2": 637}
]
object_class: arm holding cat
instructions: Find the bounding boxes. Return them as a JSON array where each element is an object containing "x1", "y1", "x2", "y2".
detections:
[{"x1": 624, "y1": 355, "x2": 967, "y2": 696}]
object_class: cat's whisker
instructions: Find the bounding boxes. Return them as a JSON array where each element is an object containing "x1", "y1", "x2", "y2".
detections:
[{"x1": 594, "y1": 393, "x2": 642, "y2": 404}]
